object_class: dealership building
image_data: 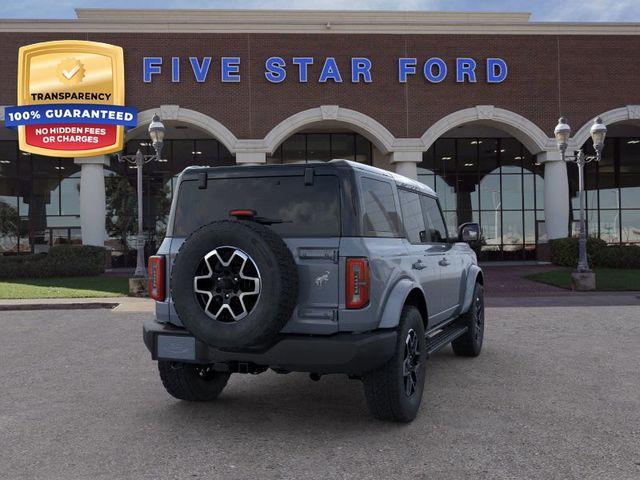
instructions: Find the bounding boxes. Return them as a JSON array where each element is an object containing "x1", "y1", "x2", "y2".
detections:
[{"x1": 0, "y1": 9, "x2": 639, "y2": 263}]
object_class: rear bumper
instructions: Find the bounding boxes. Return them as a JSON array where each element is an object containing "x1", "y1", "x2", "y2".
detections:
[{"x1": 143, "y1": 320, "x2": 397, "y2": 375}]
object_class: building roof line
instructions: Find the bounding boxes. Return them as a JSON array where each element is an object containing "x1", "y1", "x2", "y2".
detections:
[
  {"x1": 73, "y1": 8, "x2": 533, "y2": 24},
  {"x1": 0, "y1": 9, "x2": 639, "y2": 35}
]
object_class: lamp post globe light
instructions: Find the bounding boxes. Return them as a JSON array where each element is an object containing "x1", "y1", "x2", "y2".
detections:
[
  {"x1": 553, "y1": 116, "x2": 607, "y2": 291},
  {"x1": 117, "y1": 113, "x2": 166, "y2": 280}
]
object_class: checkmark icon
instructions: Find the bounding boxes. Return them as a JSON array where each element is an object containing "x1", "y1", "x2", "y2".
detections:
[{"x1": 62, "y1": 64, "x2": 80, "y2": 79}]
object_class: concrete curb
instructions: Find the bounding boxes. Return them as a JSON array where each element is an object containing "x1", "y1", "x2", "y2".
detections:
[{"x1": 0, "y1": 302, "x2": 119, "y2": 311}]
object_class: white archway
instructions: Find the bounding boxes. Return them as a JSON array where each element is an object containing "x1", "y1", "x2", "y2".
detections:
[
  {"x1": 420, "y1": 105, "x2": 553, "y2": 154},
  {"x1": 572, "y1": 105, "x2": 640, "y2": 148},
  {"x1": 128, "y1": 105, "x2": 239, "y2": 153},
  {"x1": 263, "y1": 105, "x2": 396, "y2": 155}
]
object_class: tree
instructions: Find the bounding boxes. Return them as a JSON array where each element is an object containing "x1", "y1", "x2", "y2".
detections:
[
  {"x1": 105, "y1": 176, "x2": 137, "y2": 252},
  {"x1": 104, "y1": 175, "x2": 173, "y2": 253},
  {"x1": 0, "y1": 201, "x2": 20, "y2": 251}
]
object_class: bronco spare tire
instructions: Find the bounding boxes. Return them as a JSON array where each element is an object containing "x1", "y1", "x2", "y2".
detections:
[{"x1": 171, "y1": 220, "x2": 298, "y2": 349}]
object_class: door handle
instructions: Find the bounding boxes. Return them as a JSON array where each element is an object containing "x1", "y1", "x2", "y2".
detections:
[
  {"x1": 412, "y1": 260, "x2": 426, "y2": 270},
  {"x1": 438, "y1": 258, "x2": 450, "y2": 267}
]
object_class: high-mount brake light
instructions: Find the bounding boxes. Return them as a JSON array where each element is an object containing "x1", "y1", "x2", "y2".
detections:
[
  {"x1": 346, "y1": 257, "x2": 370, "y2": 309},
  {"x1": 229, "y1": 209, "x2": 257, "y2": 218},
  {"x1": 148, "y1": 255, "x2": 165, "y2": 302}
]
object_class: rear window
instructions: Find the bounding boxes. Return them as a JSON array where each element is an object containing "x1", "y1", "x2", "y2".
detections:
[
  {"x1": 361, "y1": 177, "x2": 402, "y2": 237},
  {"x1": 173, "y1": 175, "x2": 340, "y2": 237}
]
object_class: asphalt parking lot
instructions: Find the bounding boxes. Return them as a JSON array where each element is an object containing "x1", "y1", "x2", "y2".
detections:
[{"x1": 1, "y1": 305, "x2": 639, "y2": 480}]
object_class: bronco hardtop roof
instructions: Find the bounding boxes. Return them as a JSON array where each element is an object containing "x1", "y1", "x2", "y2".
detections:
[{"x1": 181, "y1": 159, "x2": 437, "y2": 197}]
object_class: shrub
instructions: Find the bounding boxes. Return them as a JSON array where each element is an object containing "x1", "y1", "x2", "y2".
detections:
[
  {"x1": 0, "y1": 245, "x2": 107, "y2": 279},
  {"x1": 550, "y1": 237, "x2": 640, "y2": 269},
  {"x1": 594, "y1": 244, "x2": 640, "y2": 269}
]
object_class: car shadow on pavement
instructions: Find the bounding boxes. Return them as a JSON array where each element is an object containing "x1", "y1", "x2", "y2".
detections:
[{"x1": 138, "y1": 344, "x2": 529, "y2": 434}]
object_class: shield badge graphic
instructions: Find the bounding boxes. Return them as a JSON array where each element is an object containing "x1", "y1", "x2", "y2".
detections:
[{"x1": 13, "y1": 40, "x2": 129, "y2": 157}]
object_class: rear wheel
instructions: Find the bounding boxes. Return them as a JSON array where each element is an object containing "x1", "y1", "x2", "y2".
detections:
[
  {"x1": 452, "y1": 282, "x2": 484, "y2": 357},
  {"x1": 362, "y1": 305, "x2": 426, "y2": 422},
  {"x1": 158, "y1": 361, "x2": 230, "y2": 401}
]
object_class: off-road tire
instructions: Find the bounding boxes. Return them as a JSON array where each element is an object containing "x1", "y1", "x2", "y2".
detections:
[
  {"x1": 171, "y1": 220, "x2": 298, "y2": 349},
  {"x1": 452, "y1": 282, "x2": 484, "y2": 357},
  {"x1": 158, "y1": 361, "x2": 230, "y2": 401},
  {"x1": 362, "y1": 305, "x2": 427, "y2": 423}
]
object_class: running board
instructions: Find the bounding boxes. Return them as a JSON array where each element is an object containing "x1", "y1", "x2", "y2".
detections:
[{"x1": 425, "y1": 325, "x2": 468, "y2": 356}]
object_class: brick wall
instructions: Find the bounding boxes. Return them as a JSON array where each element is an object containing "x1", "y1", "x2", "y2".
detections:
[{"x1": 0, "y1": 32, "x2": 638, "y2": 141}]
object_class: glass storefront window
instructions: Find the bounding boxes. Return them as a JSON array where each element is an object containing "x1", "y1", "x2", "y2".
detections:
[
  {"x1": 355, "y1": 134, "x2": 372, "y2": 164},
  {"x1": 32, "y1": 178, "x2": 60, "y2": 216},
  {"x1": 332, "y1": 134, "x2": 355, "y2": 161},
  {"x1": 271, "y1": 132, "x2": 372, "y2": 164},
  {"x1": 421, "y1": 136, "x2": 546, "y2": 259},
  {"x1": 523, "y1": 174, "x2": 536, "y2": 210},
  {"x1": 267, "y1": 145, "x2": 282, "y2": 164},
  {"x1": 621, "y1": 210, "x2": 640, "y2": 243},
  {"x1": 436, "y1": 175, "x2": 456, "y2": 212},
  {"x1": 60, "y1": 177, "x2": 80, "y2": 216},
  {"x1": 0, "y1": 141, "x2": 18, "y2": 177},
  {"x1": 282, "y1": 134, "x2": 306, "y2": 163},
  {"x1": 456, "y1": 138, "x2": 477, "y2": 172},
  {"x1": 417, "y1": 170, "x2": 435, "y2": 190},
  {"x1": 501, "y1": 175, "x2": 523, "y2": 211},
  {"x1": 599, "y1": 209, "x2": 620, "y2": 243},
  {"x1": 307, "y1": 134, "x2": 331, "y2": 162},
  {"x1": 421, "y1": 147, "x2": 435, "y2": 171},
  {"x1": 455, "y1": 175, "x2": 479, "y2": 211},
  {"x1": 524, "y1": 210, "x2": 536, "y2": 245},
  {"x1": 31, "y1": 155, "x2": 60, "y2": 178},
  {"x1": 480, "y1": 175, "x2": 501, "y2": 211},
  {"x1": 502, "y1": 210, "x2": 524, "y2": 248},
  {"x1": 194, "y1": 139, "x2": 219, "y2": 165},
  {"x1": 434, "y1": 139, "x2": 455, "y2": 175},
  {"x1": 500, "y1": 138, "x2": 523, "y2": 174},
  {"x1": 620, "y1": 174, "x2": 640, "y2": 209},
  {"x1": 480, "y1": 210, "x2": 501, "y2": 246},
  {"x1": 568, "y1": 136, "x2": 640, "y2": 244},
  {"x1": 478, "y1": 139, "x2": 498, "y2": 174},
  {"x1": 171, "y1": 140, "x2": 196, "y2": 174}
]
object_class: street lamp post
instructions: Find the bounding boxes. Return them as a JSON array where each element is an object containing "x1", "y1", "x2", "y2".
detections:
[
  {"x1": 117, "y1": 114, "x2": 166, "y2": 278},
  {"x1": 553, "y1": 116, "x2": 607, "y2": 287}
]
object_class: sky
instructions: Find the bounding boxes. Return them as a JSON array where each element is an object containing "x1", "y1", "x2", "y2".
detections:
[{"x1": 0, "y1": 0, "x2": 639, "y2": 22}]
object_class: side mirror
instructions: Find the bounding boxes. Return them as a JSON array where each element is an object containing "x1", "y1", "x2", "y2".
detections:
[{"x1": 458, "y1": 222, "x2": 480, "y2": 243}]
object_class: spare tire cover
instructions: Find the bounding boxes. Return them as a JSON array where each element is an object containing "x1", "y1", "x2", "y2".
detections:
[{"x1": 171, "y1": 220, "x2": 298, "y2": 348}]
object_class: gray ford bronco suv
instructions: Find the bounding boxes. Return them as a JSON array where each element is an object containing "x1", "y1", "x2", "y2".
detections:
[{"x1": 143, "y1": 159, "x2": 484, "y2": 422}]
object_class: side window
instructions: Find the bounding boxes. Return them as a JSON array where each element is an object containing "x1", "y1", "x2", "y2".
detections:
[
  {"x1": 398, "y1": 189, "x2": 427, "y2": 244},
  {"x1": 361, "y1": 177, "x2": 402, "y2": 237},
  {"x1": 420, "y1": 195, "x2": 448, "y2": 243}
]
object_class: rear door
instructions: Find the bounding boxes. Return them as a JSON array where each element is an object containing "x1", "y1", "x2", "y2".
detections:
[
  {"x1": 397, "y1": 188, "x2": 443, "y2": 323},
  {"x1": 171, "y1": 170, "x2": 343, "y2": 334},
  {"x1": 420, "y1": 194, "x2": 462, "y2": 320}
]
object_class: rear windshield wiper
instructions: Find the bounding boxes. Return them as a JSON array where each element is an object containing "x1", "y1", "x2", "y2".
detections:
[{"x1": 229, "y1": 209, "x2": 289, "y2": 225}]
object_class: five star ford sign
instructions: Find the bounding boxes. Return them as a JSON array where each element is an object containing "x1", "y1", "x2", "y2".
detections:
[{"x1": 5, "y1": 40, "x2": 137, "y2": 157}]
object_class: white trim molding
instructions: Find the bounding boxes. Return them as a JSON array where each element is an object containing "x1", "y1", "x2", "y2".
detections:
[
  {"x1": 421, "y1": 106, "x2": 554, "y2": 154},
  {"x1": 127, "y1": 106, "x2": 239, "y2": 153},
  {"x1": 1, "y1": 9, "x2": 639, "y2": 35},
  {"x1": 572, "y1": 105, "x2": 640, "y2": 148},
  {"x1": 263, "y1": 106, "x2": 396, "y2": 155}
]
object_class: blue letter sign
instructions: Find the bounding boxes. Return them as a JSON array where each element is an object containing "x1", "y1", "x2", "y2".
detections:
[{"x1": 142, "y1": 56, "x2": 508, "y2": 84}]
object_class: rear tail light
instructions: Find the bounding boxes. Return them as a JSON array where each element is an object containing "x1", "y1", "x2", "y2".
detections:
[
  {"x1": 148, "y1": 255, "x2": 166, "y2": 301},
  {"x1": 346, "y1": 257, "x2": 370, "y2": 309}
]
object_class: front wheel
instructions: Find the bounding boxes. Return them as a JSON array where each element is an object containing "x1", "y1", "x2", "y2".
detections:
[
  {"x1": 158, "y1": 361, "x2": 230, "y2": 401},
  {"x1": 362, "y1": 305, "x2": 427, "y2": 423},
  {"x1": 452, "y1": 282, "x2": 485, "y2": 357}
]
